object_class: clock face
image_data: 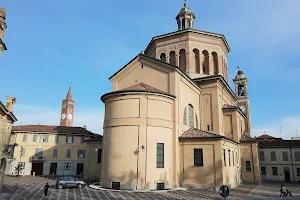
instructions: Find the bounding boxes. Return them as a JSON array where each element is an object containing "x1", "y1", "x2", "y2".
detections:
[
  {"x1": 67, "y1": 114, "x2": 73, "y2": 120},
  {"x1": 61, "y1": 113, "x2": 66, "y2": 120}
]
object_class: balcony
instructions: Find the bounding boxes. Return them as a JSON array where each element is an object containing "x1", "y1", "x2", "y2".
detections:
[{"x1": 29, "y1": 156, "x2": 45, "y2": 163}]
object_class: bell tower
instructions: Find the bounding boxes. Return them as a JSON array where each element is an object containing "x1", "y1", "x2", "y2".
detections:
[
  {"x1": 176, "y1": 0, "x2": 196, "y2": 31},
  {"x1": 233, "y1": 67, "x2": 251, "y2": 136},
  {"x1": 0, "y1": 8, "x2": 7, "y2": 58},
  {"x1": 60, "y1": 86, "x2": 75, "y2": 127}
]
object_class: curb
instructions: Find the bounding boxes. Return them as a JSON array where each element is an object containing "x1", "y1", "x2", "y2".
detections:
[{"x1": 88, "y1": 185, "x2": 187, "y2": 193}]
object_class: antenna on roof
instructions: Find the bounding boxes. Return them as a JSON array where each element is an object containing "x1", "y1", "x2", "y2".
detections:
[{"x1": 280, "y1": 127, "x2": 282, "y2": 138}]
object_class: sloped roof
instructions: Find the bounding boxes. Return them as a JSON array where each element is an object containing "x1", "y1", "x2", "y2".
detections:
[
  {"x1": 12, "y1": 125, "x2": 97, "y2": 136},
  {"x1": 179, "y1": 127, "x2": 223, "y2": 139},
  {"x1": 256, "y1": 134, "x2": 276, "y2": 140},
  {"x1": 258, "y1": 139, "x2": 300, "y2": 147},
  {"x1": 84, "y1": 135, "x2": 103, "y2": 143},
  {"x1": 119, "y1": 82, "x2": 165, "y2": 93},
  {"x1": 240, "y1": 133, "x2": 256, "y2": 142},
  {"x1": 66, "y1": 86, "x2": 73, "y2": 100}
]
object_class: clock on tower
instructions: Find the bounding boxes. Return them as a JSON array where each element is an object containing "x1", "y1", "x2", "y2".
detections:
[{"x1": 60, "y1": 86, "x2": 75, "y2": 127}]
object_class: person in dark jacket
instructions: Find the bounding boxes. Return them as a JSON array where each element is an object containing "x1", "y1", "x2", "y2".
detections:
[{"x1": 44, "y1": 183, "x2": 49, "y2": 196}]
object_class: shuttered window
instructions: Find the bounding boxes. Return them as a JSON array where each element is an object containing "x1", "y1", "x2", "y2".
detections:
[
  {"x1": 194, "y1": 149, "x2": 203, "y2": 166},
  {"x1": 66, "y1": 149, "x2": 71, "y2": 158},
  {"x1": 22, "y1": 134, "x2": 27, "y2": 142},
  {"x1": 157, "y1": 143, "x2": 164, "y2": 168},
  {"x1": 53, "y1": 149, "x2": 58, "y2": 157}
]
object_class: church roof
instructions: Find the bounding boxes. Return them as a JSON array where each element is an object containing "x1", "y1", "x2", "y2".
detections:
[
  {"x1": 179, "y1": 128, "x2": 221, "y2": 139},
  {"x1": 12, "y1": 125, "x2": 98, "y2": 136},
  {"x1": 240, "y1": 133, "x2": 256, "y2": 142},
  {"x1": 120, "y1": 82, "x2": 165, "y2": 94}
]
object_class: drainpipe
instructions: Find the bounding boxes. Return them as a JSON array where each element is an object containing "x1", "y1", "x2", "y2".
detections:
[
  {"x1": 250, "y1": 143, "x2": 255, "y2": 182},
  {"x1": 181, "y1": 142, "x2": 184, "y2": 186},
  {"x1": 212, "y1": 144, "x2": 216, "y2": 190},
  {"x1": 136, "y1": 127, "x2": 140, "y2": 190},
  {"x1": 144, "y1": 89, "x2": 149, "y2": 188},
  {"x1": 290, "y1": 145, "x2": 295, "y2": 182}
]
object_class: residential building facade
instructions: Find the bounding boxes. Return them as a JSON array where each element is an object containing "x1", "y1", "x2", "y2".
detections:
[
  {"x1": 257, "y1": 134, "x2": 300, "y2": 182},
  {"x1": 100, "y1": 3, "x2": 260, "y2": 191},
  {"x1": 5, "y1": 87, "x2": 101, "y2": 178}
]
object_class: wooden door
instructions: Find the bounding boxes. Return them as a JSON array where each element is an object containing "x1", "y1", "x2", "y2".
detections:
[
  {"x1": 50, "y1": 163, "x2": 57, "y2": 175},
  {"x1": 76, "y1": 163, "x2": 83, "y2": 175}
]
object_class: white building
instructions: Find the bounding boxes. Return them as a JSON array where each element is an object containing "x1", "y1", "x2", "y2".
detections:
[{"x1": 257, "y1": 134, "x2": 300, "y2": 182}]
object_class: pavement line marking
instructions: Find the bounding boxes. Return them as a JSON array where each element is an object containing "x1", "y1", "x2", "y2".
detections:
[
  {"x1": 11, "y1": 176, "x2": 38, "y2": 200},
  {"x1": 85, "y1": 185, "x2": 94, "y2": 200},
  {"x1": 24, "y1": 177, "x2": 47, "y2": 198},
  {"x1": 29, "y1": 178, "x2": 49, "y2": 200},
  {"x1": 248, "y1": 183, "x2": 261, "y2": 196},
  {"x1": 47, "y1": 179, "x2": 57, "y2": 200}
]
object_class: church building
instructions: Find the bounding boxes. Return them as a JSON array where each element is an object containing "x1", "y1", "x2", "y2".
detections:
[{"x1": 100, "y1": 2, "x2": 260, "y2": 191}]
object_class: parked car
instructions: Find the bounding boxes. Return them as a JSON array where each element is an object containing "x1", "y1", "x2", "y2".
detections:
[{"x1": 56, "y1": 177, "x2": 86, "y2": 189}]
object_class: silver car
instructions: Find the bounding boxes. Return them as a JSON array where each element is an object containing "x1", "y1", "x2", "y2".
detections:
[{"x1": 56, "y1": 177, "x2": 86, "y2": 189}]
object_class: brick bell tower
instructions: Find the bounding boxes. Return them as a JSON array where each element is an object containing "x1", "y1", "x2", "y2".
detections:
[
  {"x1": 60, "y1": 87, "x2": 75, "y2": 127},
  {"x1": 0, "y1": 8, "x2": 7, "y2": 58}
]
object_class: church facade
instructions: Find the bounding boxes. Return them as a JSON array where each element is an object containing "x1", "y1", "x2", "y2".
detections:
[{"x1": 100, "y1": 3, "x2": 260, "y2": 191}]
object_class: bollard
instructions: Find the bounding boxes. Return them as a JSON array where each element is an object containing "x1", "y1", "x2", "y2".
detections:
[{"x1": 33, "y1": 172, "x2": 35, "y2": 177}]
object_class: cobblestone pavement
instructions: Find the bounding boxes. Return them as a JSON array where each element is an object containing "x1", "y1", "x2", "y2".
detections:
[{"x1": 3, "y1": 176, "x2": 300, "y2": 200}]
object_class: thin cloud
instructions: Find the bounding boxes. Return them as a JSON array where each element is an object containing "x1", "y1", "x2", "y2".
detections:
[
  {"x1": 252, "y1": 116, "x2": 300, "y2": 139},
  {"x1": 13, "y1": 104, "x2": 104, "y2": 135}
]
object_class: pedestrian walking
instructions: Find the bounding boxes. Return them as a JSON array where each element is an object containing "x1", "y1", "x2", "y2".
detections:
[{"x1": 44, "y1": 183, "x2": 49, "y2": 196}]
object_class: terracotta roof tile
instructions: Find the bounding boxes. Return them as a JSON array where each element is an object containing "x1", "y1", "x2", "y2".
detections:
[
  {"x1": 84, "y1": 136, "x2": 103, "y2": 143},
  {"x1": 119, "y1": 82, "x2": 165, "y2": 93},
  {"x1": 256, "y1": 134, "x2": 276, "y2": 140},
  {"x1": 258, "y1": 139, "x2": 300, "y2": 147},
  {"x1": 12, "y1": 125, "x2": 97, "y2": 136},
  {"x1": 240, "y1": 133, "x2": 256, "y2": 142},
  {"x1": 179, "y1": 127, "x2": 222, "y2": 139}
]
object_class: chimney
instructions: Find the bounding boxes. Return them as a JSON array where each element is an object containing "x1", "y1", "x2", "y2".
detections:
[
  {"x1": 5, "y1": 96, "x2": 16, "y2": 112},
  {"x1": 83, "y1": 125, "x2": 87, "y2": 129}
]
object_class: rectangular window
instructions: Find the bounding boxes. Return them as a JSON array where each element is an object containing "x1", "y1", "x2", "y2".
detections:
[
  {"x1": 53, "y1": 149, "x2": 58, "y2": 157},
  {"x1": 64, "y1": 163, "x2": 71, "y2": 170},
  {"x1": 33, "y1": 135, "x2": 37, "y2": 142},
  {"x1": 32, "y1": 135, "x2": 48, "y2": 143},
  {"x1": 223, "y1": 149, "x2": 226, "y2": 166},
  {"x1": 43, "y1": 135, "x2": 49, "y2": 143},
  {"x1": 35, "y1": 148, "x2": 43, "y2": 157},
  {"x1": 66, "y1": 149, "x2": 71, "y2": 158},
  {"x1": 156, "y1": 143, "x2": 164, "y2": 168},
  {"x1": 228, "y1": 150, "x2": 231, "y2": 166},
  {"x1": 261, "y1": 167, "x2": 266, "y2": 175},
  {"x1": 260, "y1": 151, "x2": 265, "y2": 161},
  {"x1": 297, "y1": 168, "x2": 300, "y2": 176},
  {"x1": 80, "y1": 136, "x2": 85, "y2": 144},
  {"x1": 22, "y1": 134, "x2": 27, "y2": 142},
  {"x1": 77, "y1": 150, "x2": 85, "y2": 158},
  {"x1": 282, "y1": 151, "x2": 288, "y2": 161},
  {"x1": 66, "y1": 136, "x2": 74, "y2": 144},
  {"x1": 271, "y1": 151, "x2": 276, "y2": 161},
  {"x1": 194, "y1": 149, "x2": 203, "y2": 166},
  {"x1": 295, "y1": 152, "x2": 300, "y2": 161},
  {"x1": 272, "y1": 167, "x2": 278, "y2": 175},
  {"x1": 55, "y1": 135, "x2": 59, "y2": 143},
  {"x1": 207, "y1": 125, "x2": 210, "y2": 131},
  {"x1": 246, "y1": 161, "x2": 251, "y2": 171},
  {"x1": 20, "y1": 147, "x2": 26, "y2": 157},
  {"x1": 97, "y1": 149, "x2": 102, "y2": 164}
]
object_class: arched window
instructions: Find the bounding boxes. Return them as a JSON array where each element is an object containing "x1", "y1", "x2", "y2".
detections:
[
  {"x1": 188, "y1": 104, "x2": 194, "y2": 127},
  {"x1": 182, "y1": 19, "x2": 185, "y2": 30},
  {"x1": 202, "y1": 50, "x2": 209, "y2": 75},
  {"x1": 183, "y1": 106, "x2": 187, "y2": 125},
  {"x1": 179, "y1": 49, "x2": 186, "y2": 71},
  {"x1": 160, "y1": 53, "x2": 166, "y2": 62},
  {"x1": 193, "y1": 49, "x2": 200, "y2": 73},
  {"x1": 169, "y1": 51, "x2": 176, "y2": 66},
  {"x1": 212, "y1": 52, "x2": 218, "y2": 75}
]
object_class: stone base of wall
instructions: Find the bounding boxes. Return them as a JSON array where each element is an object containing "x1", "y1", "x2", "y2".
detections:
[{"x1": 183, "y1": 183, "x2": 218, "y2": 191}]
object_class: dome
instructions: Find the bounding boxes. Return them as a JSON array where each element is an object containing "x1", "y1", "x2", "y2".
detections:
[
  {"x1": 177, "y1": 6, "x2": 196, "y2": 18},
  {"x1": 235, "y1": 70, "x2": 246, "y2": 79}
]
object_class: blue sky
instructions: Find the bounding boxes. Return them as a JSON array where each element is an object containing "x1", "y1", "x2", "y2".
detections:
[{"x1": 1, "y1": 0, "x2": 300, "y2": 139}]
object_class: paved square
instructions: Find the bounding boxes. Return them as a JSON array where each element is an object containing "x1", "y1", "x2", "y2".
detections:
[{"x1": 2, "y1": 176, "x2": 300, "y2": 200}]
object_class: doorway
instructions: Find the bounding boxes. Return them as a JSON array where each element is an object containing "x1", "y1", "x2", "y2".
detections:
[
  {"x1": 31, "y1": 163, "x2": 43, "y2": 175},
  {"x1": 76, "y1": 163, "x2": 83, "y2": 175},
  {"x1": 284, "y1": 170, "x2": 291, "y2": 182},
  {"x1": 50, "y1": 163, "x2": 57, "y2": 175}
]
